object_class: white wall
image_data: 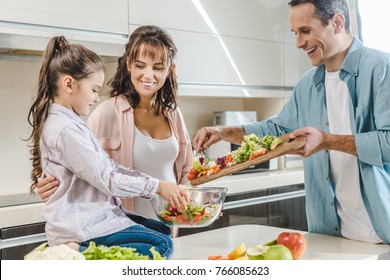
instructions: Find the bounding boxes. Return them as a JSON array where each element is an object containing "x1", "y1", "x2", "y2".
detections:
[
  {"x1": 0, "y1": 59, "x2": 39, "y2": 195},
  {"x1": 0, "y1": 59, "x2": 115, "y2": 196}
]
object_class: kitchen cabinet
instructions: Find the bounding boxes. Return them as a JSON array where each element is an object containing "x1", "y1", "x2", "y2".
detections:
[
  {"x1": 129, "y1": 0, "x2": 302, "y2": 98},
  {"x1": 129, "y1": 0, "x2": 285, "y2": 42},
  {"x1": 129, "y1": 24, "x2": 287, "y2": 98},
  {"x1": 0, "y1": 0, "x2": 128, "y2": 56},
  {"x1": 0, "y1": 0, "x2": 128, "y2": 35},
  {"x1": 284, "y1": 43, "x2": 312, "y2": 89},
  {"x1": 161, "y1": 28, "x2": 284, "y2": 90},
  {"x1": 1, "y1": 222, "x2": 46, "y2": 260},
  {"x1": 128, "y1": 24, "x2": 288, "y2": 98}
]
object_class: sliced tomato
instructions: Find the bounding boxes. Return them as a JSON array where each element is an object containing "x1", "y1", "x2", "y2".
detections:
[
  {"x1": 187, "y1": 168, "x2": 199, "y2": 180},
  {"x1": 187, "y1": 173, "x2": 197, "y2": 180},
  {"x1": 193, "y1": 213, "x2": 202, "y2": 224},
  {"x1": 249, "y1": 150, "x2": 267, "y2": 160},
  {"x1": 225, "y1": 154, "x2": 233, "y2": 163},
  {"x1": 211, "y1": 165, "x2": 221, "y2": 174},
  {"x1": 176, "y1": 215, "x2": 190, "y2": 224},
  {"x1": 175, "y1": 215, "x2": 185, "y2": 224},
  {"x1": 208, "y1": 255, "x2": 230, "y2": 260},
  {"x1": 163, "y1": 215, "x2": 174, "y2": 222},
  {"x1": 208, "y1": 255, "x2": 222, "y2": 260},
  {"x1": 189, "y1": 168, "x2": 198, "y2": 175}
]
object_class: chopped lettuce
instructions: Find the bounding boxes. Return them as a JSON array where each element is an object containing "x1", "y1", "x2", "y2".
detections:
[
  {"x1": 260, "y1": 135, "x2": 275, "y2": 150},
  {"x1": 192, "y1": 155, "x2": 215, "y2": 173},
  {"x1": 233, "y1": 134, "x2": 283, "y2": 163},
  {"x1": 179, "y1": 201, "x2": 206, "y2": 221},
  {"x1": 82, "y1": 241, "x2": 166, "y2": 260},
  {"x1": 150, "y1": 247, "x2": 166, "y2": 260},
  {"x1": 270, "y1": 137, "x2": 283, "y2": 150}
]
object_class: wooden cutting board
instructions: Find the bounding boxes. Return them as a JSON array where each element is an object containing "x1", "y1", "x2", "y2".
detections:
[{"x1": 189, "y1": 136, "x2": 305, "y2": 186}]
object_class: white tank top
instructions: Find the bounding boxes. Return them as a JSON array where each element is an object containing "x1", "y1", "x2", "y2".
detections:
[
  {"x1": 325, "y1": 70, "x2": 381, "y2": 243},
  {"x1": 133, "y1": 125, "x2": 179, "y2": 218},
  {"x1": 133, "y1": 126, "x2": 178, "y2": 183}
]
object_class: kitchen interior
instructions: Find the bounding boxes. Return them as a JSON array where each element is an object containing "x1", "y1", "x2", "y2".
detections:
[{"x1": 1, "y1": 0, "x2": 389, "y2": 260}]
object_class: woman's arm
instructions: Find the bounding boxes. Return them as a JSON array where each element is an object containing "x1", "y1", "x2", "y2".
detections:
[{"x1": 36, "y1": 174, "x2": 59, "y2": 202}]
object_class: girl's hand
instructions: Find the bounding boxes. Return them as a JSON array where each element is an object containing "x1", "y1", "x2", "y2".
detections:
[
  {"x1": 37, "y1": 174, "x2": 59, "y2": 202},
  {"x1": 156, "y1": 181, "x2": 189, "y2": 210}
]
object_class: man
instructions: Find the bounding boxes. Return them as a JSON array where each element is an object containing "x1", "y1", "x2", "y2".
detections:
[{"x1": 192, "y1": 0, "x2": 390, "y2": 244}]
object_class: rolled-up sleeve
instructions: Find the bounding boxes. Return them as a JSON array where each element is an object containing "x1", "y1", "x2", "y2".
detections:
[
  {"x1": 355, "y1": 131, "x2": 383, "y2": 167},
  {"x1": 355, "y1": 59, "x2": 390, "y2": 167}
]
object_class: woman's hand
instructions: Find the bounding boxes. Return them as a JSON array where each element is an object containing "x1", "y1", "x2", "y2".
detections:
[
  {"x1": 156, "y1": 181, "x2": 189, "y2": 210},
  {"x1": 37, "y1": 174, "x2": 59, "y2": 202}
]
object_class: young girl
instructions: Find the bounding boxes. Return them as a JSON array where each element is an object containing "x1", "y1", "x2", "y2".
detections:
[
  {"x1": 27, "y1": 36, "x2": 188, "y2": 258},
  {"x1": 37, "y1": 26, "x2": 193, "y2": 227}
]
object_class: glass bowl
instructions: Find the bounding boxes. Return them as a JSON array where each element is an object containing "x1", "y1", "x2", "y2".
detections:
[{"x1": 152, "y1": 186, "x2": 227, "y2": 228}]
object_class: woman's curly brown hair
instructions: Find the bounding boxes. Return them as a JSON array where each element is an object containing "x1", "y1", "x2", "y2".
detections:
[{"x1": 108, "y1": 25, "x2": 178, "y2": 115}]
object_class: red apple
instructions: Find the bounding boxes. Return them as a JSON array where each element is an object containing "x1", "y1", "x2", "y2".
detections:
[{"x1": 276, "y1": 232, "x2": 306, "y2": 260}]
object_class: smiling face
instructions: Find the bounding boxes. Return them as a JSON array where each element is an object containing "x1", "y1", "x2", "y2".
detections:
[
  {"x1": 127, "y1": 44, "x2": 170, "y2": 102},
  {"x1": 289, "y1": 3, "x2": 351, "y2": 71},
  {"x1": 67, "y1": 70, "x2": 104, "y2": 116}
]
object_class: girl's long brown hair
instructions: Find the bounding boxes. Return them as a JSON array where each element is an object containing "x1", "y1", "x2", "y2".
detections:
[
  {"x1": 26, "y1": 36, "x2": 104, "y2": 194},
  {"x1": 109, "y1": 25, "x2": 178, "y2": 115}
]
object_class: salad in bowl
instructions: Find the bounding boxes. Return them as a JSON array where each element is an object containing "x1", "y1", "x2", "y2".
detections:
[{"x1": 152, "y1": 186, "x2": 227, "y2": 228}]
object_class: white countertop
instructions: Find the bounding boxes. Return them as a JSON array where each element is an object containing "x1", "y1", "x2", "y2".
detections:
[
  {"x1": 171, "y1": 224, "x2": 390, "y2": 260},
  {"x1": 0, "y1": 168, "x2": 304, "y2": 228}
]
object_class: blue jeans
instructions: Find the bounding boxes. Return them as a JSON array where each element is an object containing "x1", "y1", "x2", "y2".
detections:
[{"x1": 79, "y1": 214, "x2": 173, "y2": 258}]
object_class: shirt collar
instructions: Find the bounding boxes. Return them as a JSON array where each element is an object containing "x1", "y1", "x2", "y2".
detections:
[
  {"x1": 115, "y1": 95, "x2": 132, "y2": 112},
  {"x1": 313, "y1": 36, "x2": 364, "y2": 86},
  {"x1": 49, "y1": 103, "x2": 86, "y2": 125}
]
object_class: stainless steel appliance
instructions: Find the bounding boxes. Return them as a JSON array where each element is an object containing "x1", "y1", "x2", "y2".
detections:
[{"x1": 1, "y1": 222, "x2": 46, "y2": 260}]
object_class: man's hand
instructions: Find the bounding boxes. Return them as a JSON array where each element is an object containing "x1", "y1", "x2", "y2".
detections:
[
  {"x1": 192, "y1": 126, "x2": 245, "y2": 153},
  {"x1": 289, "y1": 127, "x2": 357, "y2": 157},
  {"x1": 192, "y1": 127, "x2": 222, "y2": 154}
]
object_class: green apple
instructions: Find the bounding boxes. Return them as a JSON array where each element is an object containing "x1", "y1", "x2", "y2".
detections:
[
  {"x1": 246, "y1": 245, "x2": 269, "y2": 260},
  {"x1": 263, "y1": 244, "x2": 293, "y2": 260}
]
